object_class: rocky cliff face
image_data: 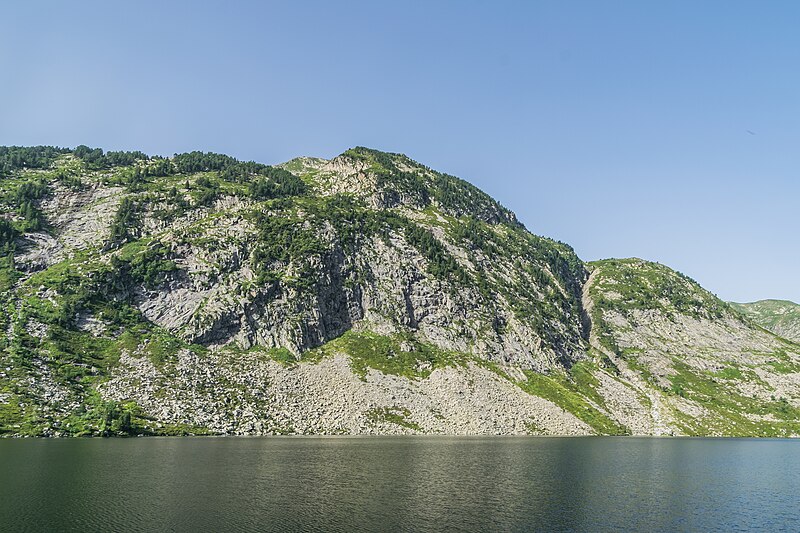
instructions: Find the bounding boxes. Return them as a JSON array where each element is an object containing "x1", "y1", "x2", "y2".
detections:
[{"x1": 1, "y1": 145, "x2": 798, "y2": 437}]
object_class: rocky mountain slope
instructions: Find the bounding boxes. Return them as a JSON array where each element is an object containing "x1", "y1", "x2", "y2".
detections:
[
  {"x1": 730, "y1": 300, "x2": 800, "y2": 343},
  {"x1": 1, "y1": 145, "x2": 798, "y2": 437}
]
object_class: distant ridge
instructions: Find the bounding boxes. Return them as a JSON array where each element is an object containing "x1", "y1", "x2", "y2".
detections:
[{"x1": 730, "y1": 299, "x2": 800, "y2": 343}]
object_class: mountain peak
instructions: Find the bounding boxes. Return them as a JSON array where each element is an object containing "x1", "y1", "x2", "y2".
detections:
[
  {"x1": 330, "y1": 146, "x2": 520, "y2": 226},
  {"x1": 281, "y1": 146, "x2": 521, "y2": 226}
]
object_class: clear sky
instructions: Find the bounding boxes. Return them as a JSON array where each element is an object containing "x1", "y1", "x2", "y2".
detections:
[{"x1": 1, "y1": 1, "x2": 798, "y2": 303}]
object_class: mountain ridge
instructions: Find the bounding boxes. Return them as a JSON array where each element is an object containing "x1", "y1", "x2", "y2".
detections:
[
  {"x1": 730, "y1": 299, "x2": 800, "y2": 343},
  {"x1": 1, "y1": 145, "x2": 798, "y2": 437}
]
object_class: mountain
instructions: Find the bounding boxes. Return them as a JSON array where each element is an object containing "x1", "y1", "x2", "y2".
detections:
[
  {"x1": 585, "y1": 259, "x2": 800, "y2": 436},
  {"x1": 730, "y1": 300, "x2": 800, "y2": 343},
  {"x1": 1, "y1": 145, "x2": 799, "y2": 437}
]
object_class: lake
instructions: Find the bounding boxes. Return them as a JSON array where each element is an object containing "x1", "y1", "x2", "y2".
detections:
[{"x1": 1, "y1": 437, "x2": 798, "y2": 532}]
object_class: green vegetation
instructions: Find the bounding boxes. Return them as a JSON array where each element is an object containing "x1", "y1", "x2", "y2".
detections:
[
  {"x1": 141, "y1": 328, "x2": 187, "y2": 367},
  {"x1": 343, "y1": 146, "x2": 519, "y2": 225},
  {"x1": 0, "y1": 254, "x2": 20, "y2": 294},
  {"x1": 589, "y1": 259, "x2": 729, "y2": 321},
  {"x1": 305, "y1": 331, "x2": 632, "y2": 436},
  {"x1": 586, "y1": 258, "x2": 733, "y2": 357},
  {"x1": 583, "y1": 259, "x2": 800, "y2": 437},
  {"x1": 0, "y1": 219, "x2": 17, "y2": 252},
  {"x1": 403, "y1": 221, "x2": 469, "y2": 283},
  {"x1": 730, "y1": 299, "x2": 800, "y2": 343},
  {"x1": 0, "y1": 240, "x2": 201, "y2": 436},
  {"x1": 249, "y1": 195, "x2": 471, "y2": 290},
  {"x1": 0, "y1": 146, "x2": 71, "y2": 176},
  {"x1": 101, "y1": 149, "x2": 150, "y2": 167},
  {"x1": 0, "y1": 145, "x2": 599, "y2": 437},
  {"x1": 0, "y1": 145, "x2": 156, "y2": 178},
  {"x1": 441, "y1": 212, "x2": 586, "y2": 345},
  {"x1": 765, "y1": 350, "x2": 800, "y2": 374},
  {"x1": 57, "y1": 392, "x2": 209, "y2": 437},
  {"x1": 111, "y1": 240, "x2": 178, "y2": 289},
  {"x1": 173, "y1": 151, "x2": 241, "y2": 173},
  {"x1": 13, "y1": 177, "x2": 49, "y2": 231},
  {"x1": 666, "y1": 360, "x2": 800, "y2": 437},
  {"x1": 191, "y1": 174, "x2": 221, "y2": 206},
  {"x1": 0, "y1": 175, "x2": 52, "y2": 235},
  {"x1": 250, "y1": 206, "x2": 326, "y2": 288},
  {"x1": 109, "y1": 197, "x2": 141, "y2": 246},
  {"x1": 172, "y1": 150, "x2": 307, "y2": 201},
  {"x1": 245, "y1": 168, "x2": 306, "y2": 199},
  {"x1": 518, "y1": 364, "x2": 629, "y2": 435},
  {"x1": 111, "y1": 158, "x2": 173, "y2": 191},
  {"x1": 313, "y1": 330, "x2": 466, "y2": 380},
  {"x1": 265, "y1": 347, "x2": 299, "y2": 366},
  {"x1": 365, "y1": 406, "x2": 422, "y2": 431}
]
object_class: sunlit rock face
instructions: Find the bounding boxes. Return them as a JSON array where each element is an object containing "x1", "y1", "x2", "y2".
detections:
[{"x1": 1, "y1": 145, "x2": 798, "y2": 437}]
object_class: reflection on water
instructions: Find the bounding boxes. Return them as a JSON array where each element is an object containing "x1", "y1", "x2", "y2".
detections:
[{"x1": 1, "y1": 436, "x2": 799, "y2": 532}]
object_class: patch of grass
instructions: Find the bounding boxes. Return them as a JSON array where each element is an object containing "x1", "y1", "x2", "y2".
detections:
[
  {"x1": 266, "y1": 347, "x2": 297, "y2": 366},
  {"x1": 60, "y1": 390, "x2": 213, "y2": 437},
  {"x1": 365, "y1": 406, "x2": 422, "y2": 431},
  {"x1": 525, "y1": 419, "x2": 545, "y2": 435},
  {"x1": 518, "y1": 368, "x2": 629, "y2": 435},
  {"x1": 711, "y1": 365, "x2": 744, "y2": 381},
  {"x1": 113, "y1": 239, "x2": 179, "y2": 289},
  {"x1": 44, "y1": 324, "x2": 120, "y2": 368},
  {"x1": 568, "y1": 360, "x2": 609, "y2": 407},
  {"x1": 0, "y1": 394, "x2": 33, "y2": 435},
  {"x1": 143, "y1": 329, "x2": 185, "y2": 368},
  {"x1": 317, "y1": 330, "x2": 466, "y2": 380},
  {"x1": 765, "y1": 351, "x2": 800, "y2": 374}
]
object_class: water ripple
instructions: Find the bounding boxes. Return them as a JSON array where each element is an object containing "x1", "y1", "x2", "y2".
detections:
[{"x1": 1, "y1": 436, "x2": 799, "y2": 532}]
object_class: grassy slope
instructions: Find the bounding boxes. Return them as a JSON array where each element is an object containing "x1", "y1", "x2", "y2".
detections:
[{"x1": 730, "y1": 300, "x2": 800, "y2": 343}]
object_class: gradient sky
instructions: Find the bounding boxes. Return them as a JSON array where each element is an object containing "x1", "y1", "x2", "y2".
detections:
[{"x1": 1, "y1": 1, "x2": 798, "y2": 303}]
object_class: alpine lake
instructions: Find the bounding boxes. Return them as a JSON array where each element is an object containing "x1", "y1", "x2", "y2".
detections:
[{"x1": 2, "y1": 436, "x2": 799, "y2": 532}]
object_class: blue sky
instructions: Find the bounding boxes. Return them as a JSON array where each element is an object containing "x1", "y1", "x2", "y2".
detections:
[{"x1": 1, "y1": 1, "x2": 798, "y2": 303}]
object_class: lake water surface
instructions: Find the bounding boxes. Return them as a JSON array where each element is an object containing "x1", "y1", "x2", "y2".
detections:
[{"x1": 1, "y1": 436, "x2": 799, "y2": 532}]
